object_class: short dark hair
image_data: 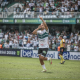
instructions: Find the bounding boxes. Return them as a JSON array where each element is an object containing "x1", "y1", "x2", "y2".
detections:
[{"x1": 60, "y1": 35, "x2": 63, "y2": 38}]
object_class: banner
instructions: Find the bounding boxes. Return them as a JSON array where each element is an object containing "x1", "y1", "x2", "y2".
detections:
[
  {"x1": 0, "y1": 49, "x2": 79, "y2": 60},
  {"x1": 0, "y1": 18, "x2": 14, "y2": 24},
  {"x1": 77, "y1": 19, "x2": 80, "y2": 24},
  {"x1": 15, "y1": 18, "x2": 76, "y2": 24},
  {"x1": 0, "y1": 49, "x2": 20, "y2": 57},
  {"x1": 21, "y1": 50, "x2": 33, "y2": 57},
  {"x1": 69, "y1": 52, "x2": 80, "y2": 60},
  {"x1": 0, "y1": 18, "x2": 76, "y2": 24},
  {"x1": 15, "y1": 18, "x2": 41, "y2": 24},
  {"x1": 46, "y1": 51, "x2": 58, "y2": 59},
  {"x1": 32, "y1": 50, "x2": 39, "y2": 58},
  {"x1": 21, "y1": 50, "x2": 58, "y2": 59},
  {"x1": 46, "y1": 18, "x2": 76, "y2": 24},
  {"x1": 58, "y1": 51, "x2": 70, "y2": 60},
  {"x1": 21, "y1": 50, "x2": 80, "y2": 60}
]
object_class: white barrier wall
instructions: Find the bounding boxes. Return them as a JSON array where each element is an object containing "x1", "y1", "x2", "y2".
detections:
[
  {"x1": 32, "y1": 50, "x2": 58, "y2": 59},
  {"x1": 21, "y1": 50, "x2": 80, "y2": 60},
  {"x1": 69, "y1": 52, "x2": 80, "y2": 60}
]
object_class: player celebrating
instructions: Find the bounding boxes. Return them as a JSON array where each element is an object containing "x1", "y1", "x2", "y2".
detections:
[
  {"x1": 59, "y1": 35, "x2": 65, "y2": 64},
  {"x1": 32, "y1": 16, "x2": 52, "y2": 72}
]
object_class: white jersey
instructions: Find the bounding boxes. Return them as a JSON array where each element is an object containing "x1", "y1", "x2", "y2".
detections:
[{"x1": 37, "y1": 29, "x2": 49, "y2": 48}]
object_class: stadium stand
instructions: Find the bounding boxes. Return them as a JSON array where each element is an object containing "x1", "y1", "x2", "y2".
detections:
[
  {"x1": 0, "y1": 28, "x2": 80, "y2": 51},
  {"x1": 0, "y1": 0, "x2": 80, "y2": 51},
  {"x1": 0, "y1": 0, "x2": 80, "y2": 18}
]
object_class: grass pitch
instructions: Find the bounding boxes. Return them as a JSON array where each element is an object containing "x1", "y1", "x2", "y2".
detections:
[{"x1": 0, "y1": 56, "x2": 80, "y2": 80}]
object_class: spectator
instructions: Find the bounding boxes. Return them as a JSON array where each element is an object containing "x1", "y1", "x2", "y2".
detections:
[
  {"x1": 0, "y1": 43, "x2": 2, "y2": 49},
  {"x1": 61, "y1": 5, "x2": 65, "y2": 12},
  {"x1": 64, "y1": 5, "x2": 68, "y2": 12},
  {"x1": 67, "y1": 32, "x2": 70, "y2": 39},
  {"x1": 31, "y1": 1, "x2": 35, "y2": 11},
  {"x1": 12, "y1": 41, "x2": 15, "y2": 48},
  {"x1": 16, "y1": 5, "x2": 21, "y2": 13},
  {"x1": 4, "y1": 32, "x2": 8, "y2": 41},
  {"x1": 9, "y1": 38, "x2": 13, "y2": 48},
  {"x1": 78, "y1": 43, "x2": 80, "y2": 51},
  {"x1": 33, "y1": 39, "x2": 38, "y2": 49},
  {"x1": 13, "y1": 6, "x2": 16, "y2": 12},
  {"x1": 70, "y1": 6, "x2": 74, "y2": 12},
  {"x1": 4, "y1": 7, "x2": 8, "y2": 12},
  {"x1": 74, "y1": 40, "x2": 78, "y2": 45},
  {"x1": 4, "y1": 41, "x2": 9, "y2": 48},
  {"x1": 21, "y1": 5, "x2": 25, "y2": 12},
  {"x1": 70, "y1": 43, "x2": 74, "y2": 51},
  {"x1": 3, "y1": 7, "x2": 8, "y2": 17},
  {"x1": 78, "y1": 0, "x2": 80, "y2": 11},
  {"x1": 15, "y1": 42, "x2": 19, "y2": 48},
  {"x1": 63, "y1": 34, "x2": 67, "y2": 39},
  {"x1": 26, "y1": 5, "x2": 30, "y2": 11},
  {"x1": 78, "y1": 31, "x2": 80, "y2": 41},
  {"x1": 23, "y1": 37, "x2": 27, "y2": 47},
  {"x1": 75, "y1": 3, "x2": 78, "y2": 12},
  {"x1": 52, "y1": 43, "x2": 56, "y2": 50},
  {"x1": 74, "y1": 44, "x2": 79, "y2": 52},
  {"x1": 26, "y1": 39, "x2": 31, "y2": 48},
  {"x1": 39, "y1": 6, "x2": 43, "y2": 12},
  {"x1": 0, "y1": 7, "x2": 2, "y2": 12},
  {"x1": 68, "y1": 39, "x2": 71, "y2": 44},
  {"x1": 56, "y1": 39, "x2": 59, "y2": 50},
  {"x1": 19, "y1": 35, "x2": 23, "y2": 47},
  {"x1": 27, "y1": 10, "x2": 31, "y2": 18},
  {"x1": 67, "y1": 43, "x2": 71, "y2": 51},
  {"x1": 2, "y1": 42, "x2": 4, "y2": 48}
]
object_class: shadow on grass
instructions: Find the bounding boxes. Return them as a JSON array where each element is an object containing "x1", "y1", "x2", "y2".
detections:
[
  {"x1": 45, "y1": 72, "x2": 53, "y2": 73},
  {"x1": 39, "y1": 71, "x2": 53, "y2": 73}
]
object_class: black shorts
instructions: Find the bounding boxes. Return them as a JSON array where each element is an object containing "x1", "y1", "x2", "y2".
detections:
[
  {"x1": 60, "y1": 47, "x2": 64, "y2": 55},
  {"x1": 38, "y1": 48, "x2": 48, "y2": 57}
]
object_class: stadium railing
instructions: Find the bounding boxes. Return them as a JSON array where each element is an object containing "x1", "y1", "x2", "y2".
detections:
[{"x1": 0, "y1": 12, "x2": 80, "y2": 18}]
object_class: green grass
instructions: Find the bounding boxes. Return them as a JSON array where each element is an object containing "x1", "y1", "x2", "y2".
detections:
[{"x1": 0, "y1": 56, "x2": 80, "y2": 80}]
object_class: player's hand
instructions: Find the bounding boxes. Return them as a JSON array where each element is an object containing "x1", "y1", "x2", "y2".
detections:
[
  {"x1": 38, "y1": 25, "x2": 41, "y2": 29},
  {"x1": 39, "y1": 15, "x2": 43, "y2": 20}
]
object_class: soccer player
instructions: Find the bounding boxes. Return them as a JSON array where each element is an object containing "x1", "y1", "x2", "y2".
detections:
[
  {"x1": 59, "y1": 35, "x2": 65, "y2": 64},
  {"x1": 32, "y1": 16, "x2": 52, "y2": 72}
]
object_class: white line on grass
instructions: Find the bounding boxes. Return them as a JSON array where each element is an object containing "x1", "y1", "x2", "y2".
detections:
[{"x1": 1, "y1": 77, "x2": 79, "y2": 80}]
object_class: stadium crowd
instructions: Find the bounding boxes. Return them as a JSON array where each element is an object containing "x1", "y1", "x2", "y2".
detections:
[
  {"x1": 0, "y1": 29, "x2": 80, "y2": 52},
  {"x1": 0, "y1": 0, "x2": 80, "y2": 52},
  {"x1": 0, "y1": 0, "x2": 80, "y2": 13}
]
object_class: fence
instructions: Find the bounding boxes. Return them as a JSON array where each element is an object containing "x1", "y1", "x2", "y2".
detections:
[
  {"x1": 0, "y1": 12, "x2": 80, "y2": 18},
  {"x1": 0, "y1": 49, "x2": 80, "y2": 60}
]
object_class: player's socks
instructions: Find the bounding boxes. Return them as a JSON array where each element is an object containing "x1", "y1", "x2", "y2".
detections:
[
  {"x1": 42, "y1": 64, "x2": 46, "y2": 72},
  {"x1": 42, "y1": 64, "x2": 46, "y2": 70},
  {"x1": 60, "y1": 55, "x2": 63, "y2": 63},
  {"x1": 63, "y1": 61, "x2": 65, "y2": 63},
  {"x1": 62, "y1": 56, "x2": 64, "y2": 62},
  {"x1": 49, "y1": 58, "x2": 52, "y2": 64},
  {"x1": 47, "y1": 57, "x2": 50, "y2": 61}
]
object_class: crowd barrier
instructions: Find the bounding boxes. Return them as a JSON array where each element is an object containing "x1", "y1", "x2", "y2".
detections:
[
  {"x1": 0, "y1": 49, "x2": 80, "y2": 60},
  {"x1": 21, "y1": 50, "x2": 80, "y2": 60},
  {"x1": 0, "y1": 49, "x2": 20, "y2": 57}
]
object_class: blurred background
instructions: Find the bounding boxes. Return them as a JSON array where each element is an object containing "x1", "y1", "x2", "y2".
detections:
[{"x1": 0, "y1": 0, "x2": 80, "y2": 52}]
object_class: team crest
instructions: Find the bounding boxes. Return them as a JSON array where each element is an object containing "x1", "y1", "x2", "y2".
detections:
[{"x1": 43, "y1": 51, "x2": 46, "y2": 54}]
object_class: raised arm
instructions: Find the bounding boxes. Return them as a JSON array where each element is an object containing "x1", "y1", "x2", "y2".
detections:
[
  {"x1": 32, "y1": 25, "x2": 41, "y2": 35},
  {"x1": 39, "y1": 15, "x2": 48, "y2": 30}
]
